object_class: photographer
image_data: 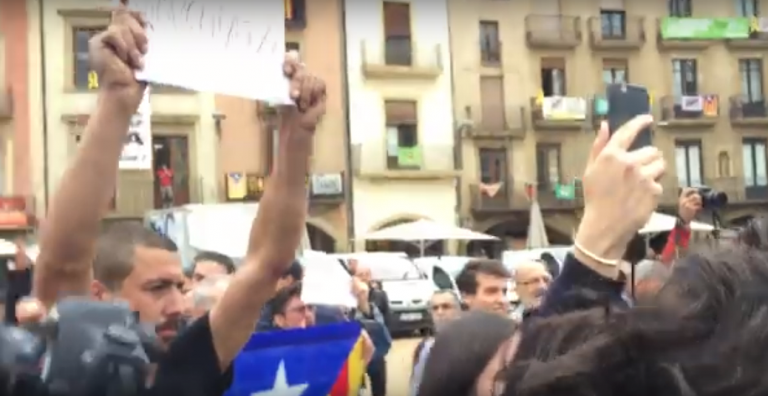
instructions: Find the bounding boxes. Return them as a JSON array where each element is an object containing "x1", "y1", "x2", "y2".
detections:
[
  {"x1": 660, "y1": 187, "x2": 703, "y2": 264},
  {"x1": 19, "y1": 3, "x2": 325, "y2": 396}
]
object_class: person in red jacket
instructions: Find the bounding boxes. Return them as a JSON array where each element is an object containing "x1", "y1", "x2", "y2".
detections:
[
  {"x1": 156, "y1": 164, "x2": 174, "y2": 207},
  {"x1": 661, "y1": 187, "x2": 702, "y2": 265}
]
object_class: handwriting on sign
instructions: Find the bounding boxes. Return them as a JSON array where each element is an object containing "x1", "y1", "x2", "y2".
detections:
[{"x1": 140, "y1": 0, "x2": 276, "y2": 53}]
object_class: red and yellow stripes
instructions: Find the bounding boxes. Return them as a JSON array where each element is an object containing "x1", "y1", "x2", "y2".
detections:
[{"x1": 329, "y1": 336, "x2": 365, "y2": 396}]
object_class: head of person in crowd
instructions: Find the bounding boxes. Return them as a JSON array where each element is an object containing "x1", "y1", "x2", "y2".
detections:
[
  {"x1": 354, "y1": 261, "x2": 372, "y2": 283},
  {"x1": 429, "y1": 290, "x2": 461, "y2": 332},
  {"x1": 417, "y1": 310, "x2": 517, "y2": 396},
  {"x1": 455, "y1": 259, "x2": 511, "y2": 315},
  {"x1": 190, "y1": 250, "x2": 235, "y2": 286},
  {"x1": 448, "y1": 246, "x2": 768, "y2": 396},
  {"x1": 513, "y1": 260, "x2": 552, "y2": 310},
  {"x1": 628, "y1": 259, "x2": 670, "y2": 301},
  {"x1": 276, "y1": 260, "x2": 304, "y2": 291},
  {"x1": 90, "y1": 222, "x2": 184, "y2": 345},
  {"x1": 271, "y1": 282, "x2": 310, "y2": 329},
  {"x1": 185, "y1": 274, "x2": 231, "y2": 320}
]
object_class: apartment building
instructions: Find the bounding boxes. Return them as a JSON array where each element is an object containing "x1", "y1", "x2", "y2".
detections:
[
  {"x1": 30, "y1": 0, "x2": 220, "y2": 221},
  {"x1": 345, "y1": 0, "x2": 457, "y2": 252},
  {"x1": 0, "y1": 0, "x2": 36, "y2": 234},
  {"x1": 450, "y1": 0, "x2": 768, "y2": 250},
  {"x1": 218, "y1": 0, "x2": 349, "y2": 252}
]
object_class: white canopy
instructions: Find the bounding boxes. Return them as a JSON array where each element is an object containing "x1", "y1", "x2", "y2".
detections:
[
  {"x1": 360, "y1": 219, "x2": 498, "y2": 241},
  {"x1": 639, "y1": 212, "x2": 714, "y2": 234}
]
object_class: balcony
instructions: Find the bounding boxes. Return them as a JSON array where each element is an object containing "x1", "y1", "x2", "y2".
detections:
[
  {"x1": 587, "y1": 16, "x2": 645, "y2": 50},
  {"x1": 656, "y1": 18, "x2": 712, "y2": 50},
  {"x1": 224, "y1": 172, "x2": 267, "y2": 202},
  {"x1": 728, "y1": 95, "x2": 768, "y2": 126},
  {"x1": 0, "y1": 35, "x2": 10, "y2": 120},
  {"x1": 658, "y1": 95, "x2": 720, "y2": 128},
  {"x1": 361, "y1": 38, "x2": 443, "y2": 80},
  {"x1": 469, "y1": 177, "x2": 527, "y2": 213},
  {"x1": 480, "y1": 42, "x2": 502, "y2": 68},
  {"x1": 530, "y1": 96, "x2": 589, "y2": 130},
  {"x1": 525, "y1": 15, "x2": 582, "y2": 49},
  {"x1": 351, "y1": 143, "x2": 458, "y2": 180},
  {"x1": 463, "y1": 105, "x2": 526, "y2": 139},
  {"x1": 726, "y1": 19, "x2": 768, "y2": 49},
  {"x1": 0, "y1": 196, "x2": 36, "y2": 230},
  {"x1": 106, "y1": 172, "x2": 156, "y2": 219},
  {"x1": 537, "y1": 181, "x2": 584, "y2": 211}
]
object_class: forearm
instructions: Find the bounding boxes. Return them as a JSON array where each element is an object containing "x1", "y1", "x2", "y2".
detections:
[
  {"x1": 34, "y1": 93, "x2": 132, "y2": 308},
  {"x1": 209, "y1": 126, "x2": 312, "y2": 369}
]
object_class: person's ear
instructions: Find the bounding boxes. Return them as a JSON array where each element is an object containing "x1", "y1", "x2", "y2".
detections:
[
  {"x1": 91, "y1": 280, "x2": 113, "y2": 301},
  {"x1": 273, "y1": 314, "x2": 286, "y2": 328}
]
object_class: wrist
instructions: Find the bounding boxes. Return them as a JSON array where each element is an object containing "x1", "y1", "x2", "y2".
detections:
[
  {"x1": 574, "y1": 212, "x2": 630, "y2": 279},
  {"x1": 96, "y1": 91, "x2": 136, "y2": 120}
]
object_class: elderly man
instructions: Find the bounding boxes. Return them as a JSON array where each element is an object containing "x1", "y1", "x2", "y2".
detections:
[
  {"x1": 512, "y1": 260, "x2": 552, "y2": 319},
  {"x1": 409, "y1": 290, "x2": 461, "y2": 396}
]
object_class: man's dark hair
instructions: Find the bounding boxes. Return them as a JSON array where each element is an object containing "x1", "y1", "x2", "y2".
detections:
[
  {"x1": 192, "y1": 251, "x2": 236, "y2": 274},
  {"x1": 455, "y1": 259, "x2": 510, "y2": 296},
  {"x1": 283, "y1": 260, "x2": 304, "y2": 282},
  {"x1": 271, "y1": 281, "x2": 302, "y2": 317},
  {"x1": 93, "y1": 222, "x2": 177, "y2": 291}
]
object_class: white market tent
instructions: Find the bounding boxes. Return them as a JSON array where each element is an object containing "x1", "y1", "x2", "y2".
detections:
[
  {"x1": 359, "y1": 218, "x2": 498, "y2": 256},
  {"x1": 639, "y1": 211, "x2": 714, "y2": 234}
]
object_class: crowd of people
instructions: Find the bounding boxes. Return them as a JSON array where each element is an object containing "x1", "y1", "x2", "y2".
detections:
[{"x1": 3, "y1": 3, "x2": 768, "y2": 396}]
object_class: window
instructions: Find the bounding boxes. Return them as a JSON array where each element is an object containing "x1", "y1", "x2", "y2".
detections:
[
  {"x1": 743, "y1": 139, "x2": 768, "y2": 188},
  {"x1": 600, "y1": 10, "x2": 626, "y2": 38},
  {"x1": 479, "y1": 148, "x2": 506, "y2": 184},
  {"x1": 669, "y1": 0, "x2": 692, "y2": 16},
  {"x1": 285, "y1": 42, "x2": 300, "y2": 52},
  {"x1": 736, "y1": 0, "x2": 758, "y2": 16},
  {"x1": 602, "y1": 59, "x2": 628, "y2": 85},
  {"x1": 479, "y1": 21, "x2": 501, "y2": 66},
  {"x1": 73, "y1": 26, "x2": 106, "y2": 89},
  {"x1": 739, "y1": 59, "x2": 764, "y2": 102},
  {"x1": 675, "y1": 141, "x2": 703, "y2": 187},
  {"x1": 536, "y1": 144, "x2": 561, "y2": 189},
  {"x1": 383, "y1": 2, "x2": 412, "y2": 66},
  {"x1": 385, "y1": 101, "x2": 419, "y2": 169},
  {"x1": 479, "y1": 76, "x2": 506, "y2": 130},
  {"x1": 540, "y1": 58, "x2": 566, "y2": 96},
  {"x1": 672, "y1": 59, "x2": 698, "y2": 97}
]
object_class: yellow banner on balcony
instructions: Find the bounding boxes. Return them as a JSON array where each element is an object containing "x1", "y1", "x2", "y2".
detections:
[
  {"x1": 88, "y1": 70, "x2": 99, "y2": 90},
  {"x1": 226, "y1": 173, "x2": 247, "y2": 200}
]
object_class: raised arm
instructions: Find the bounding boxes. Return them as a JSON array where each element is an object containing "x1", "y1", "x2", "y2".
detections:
[
  {"x1": 209, "y1": 55, "x2": 325, "y2": 369},
  {"x1": 33, "y1": 6, "x2": 147, "y2": 309}
]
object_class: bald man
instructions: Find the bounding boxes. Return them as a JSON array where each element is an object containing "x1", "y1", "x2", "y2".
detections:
[{"x1": 513, "y1": 260, "x2": 552, "y2": 316}]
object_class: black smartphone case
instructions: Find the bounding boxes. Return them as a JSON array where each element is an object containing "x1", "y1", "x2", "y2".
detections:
[{"x1": 606, "y1": 83, "x2": 652, "y2": 151}]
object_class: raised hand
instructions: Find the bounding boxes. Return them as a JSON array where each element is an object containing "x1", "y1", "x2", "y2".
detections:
[
  {"x1": 575, "y1": 116, "x2": 666, "y2": 275},
  {"x1": 280, "y1": 51, "x2": 327, "y2": 133},
  {"x1": 89, "y1": 1, "x2": 147, "y2": 113}
]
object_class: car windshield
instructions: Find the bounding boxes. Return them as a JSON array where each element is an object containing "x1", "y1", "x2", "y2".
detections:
[{"x1": 363, "y1": 257, "x2": 423, "y2": 281}]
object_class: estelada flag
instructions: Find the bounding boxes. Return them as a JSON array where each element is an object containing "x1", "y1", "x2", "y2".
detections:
[
  {"x1": 225, "y1": 321, "x2": 362, "y2": 396},
  {"x1": 329, "y1": 335, "x2": 365, "y2": 396}
]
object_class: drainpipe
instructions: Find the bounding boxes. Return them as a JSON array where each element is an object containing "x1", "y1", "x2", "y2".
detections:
[
  {"x1": 38, "y1": 0, "x2": 50, "y2": 211},
  {"x1": 445, "y1": 0, "x2": 463, "y2": 254},
  {"x1": 339, "y1": 0, "x2": 355, "y2": 252}
]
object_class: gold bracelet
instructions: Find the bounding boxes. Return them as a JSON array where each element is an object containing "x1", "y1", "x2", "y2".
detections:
[{"x1": 574, "y1": 240, "x2": 620, "y2": 266}]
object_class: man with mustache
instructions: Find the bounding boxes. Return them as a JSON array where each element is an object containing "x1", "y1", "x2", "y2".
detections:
[{"x1": 24, "y1": 3, "x2": 325, "y2": 395}]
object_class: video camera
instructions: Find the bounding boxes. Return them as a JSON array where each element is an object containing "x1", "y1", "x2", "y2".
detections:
[
  {"x1": 696, "y1": 186, "x2": 728, "y2": 209},
  {"x1": 0, "y1": 297, "x2": 162, "y2": 396}
]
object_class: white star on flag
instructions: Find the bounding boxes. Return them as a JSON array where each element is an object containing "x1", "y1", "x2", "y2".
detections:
[{"x1": 249, "y1": 360, "x2": 309, "y2": 396}]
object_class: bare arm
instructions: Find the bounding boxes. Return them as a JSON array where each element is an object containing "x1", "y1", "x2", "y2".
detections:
[
  {"x1": 209, "y1": 104, "x2": 316, "y2": 368},
  {"x1": 34, "y1": 94, "x2": 132, "y2": 308}
]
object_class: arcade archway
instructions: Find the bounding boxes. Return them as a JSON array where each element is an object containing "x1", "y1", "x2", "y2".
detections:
[
  {"x1": 307, "y1": 222, "x2": 337, "y2": 253},
  {"x1": 364, "y1": 217, "x2": 444, "y2": 257},
  {"x1": 466, "y1": 218, "x2": 571, "y2": 258}
]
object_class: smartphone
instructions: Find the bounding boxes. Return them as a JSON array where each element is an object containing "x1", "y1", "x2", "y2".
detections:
[{"x1": 606, "y1": 83, "x2": 652, "y2": 151}]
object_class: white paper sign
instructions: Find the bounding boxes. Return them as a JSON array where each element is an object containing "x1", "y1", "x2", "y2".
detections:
[
  {"x1": 300, "y1": 251, "x2": 358, "y2": 308},
  {"x1": 120, "y1": 87, "x2": 152, "y2": 169},
  {"x1": 127, "y1": 0, "x2": 291, "y2": 103}
]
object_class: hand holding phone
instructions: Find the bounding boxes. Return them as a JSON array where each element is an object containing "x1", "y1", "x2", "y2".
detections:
[{"x1": 606, "y1": 83, "x2": 652, "y2": 151}]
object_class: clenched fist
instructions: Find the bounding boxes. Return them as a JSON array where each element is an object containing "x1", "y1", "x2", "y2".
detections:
[
  {"x1": 89, "y1": 0, "x2": 147, "y2": 113},
  {"x1": 279, "y1": 51, "x2": 327, "y2": 133}
]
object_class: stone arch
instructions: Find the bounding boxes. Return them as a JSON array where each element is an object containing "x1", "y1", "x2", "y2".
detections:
[{"x1": 306, "y1": 218, "x2": 342, "y2": 252}]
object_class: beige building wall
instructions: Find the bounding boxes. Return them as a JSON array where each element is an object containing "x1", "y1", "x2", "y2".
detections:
[
  {"x1": 216, "y1": 0, "x2": 349, "y2": 251},
  {"x1": 38, "y1": 1, "x2": 219, "y2": 219},
  {"x1": 450, "y1": 0, "x2": 768, "y2": 246}
]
